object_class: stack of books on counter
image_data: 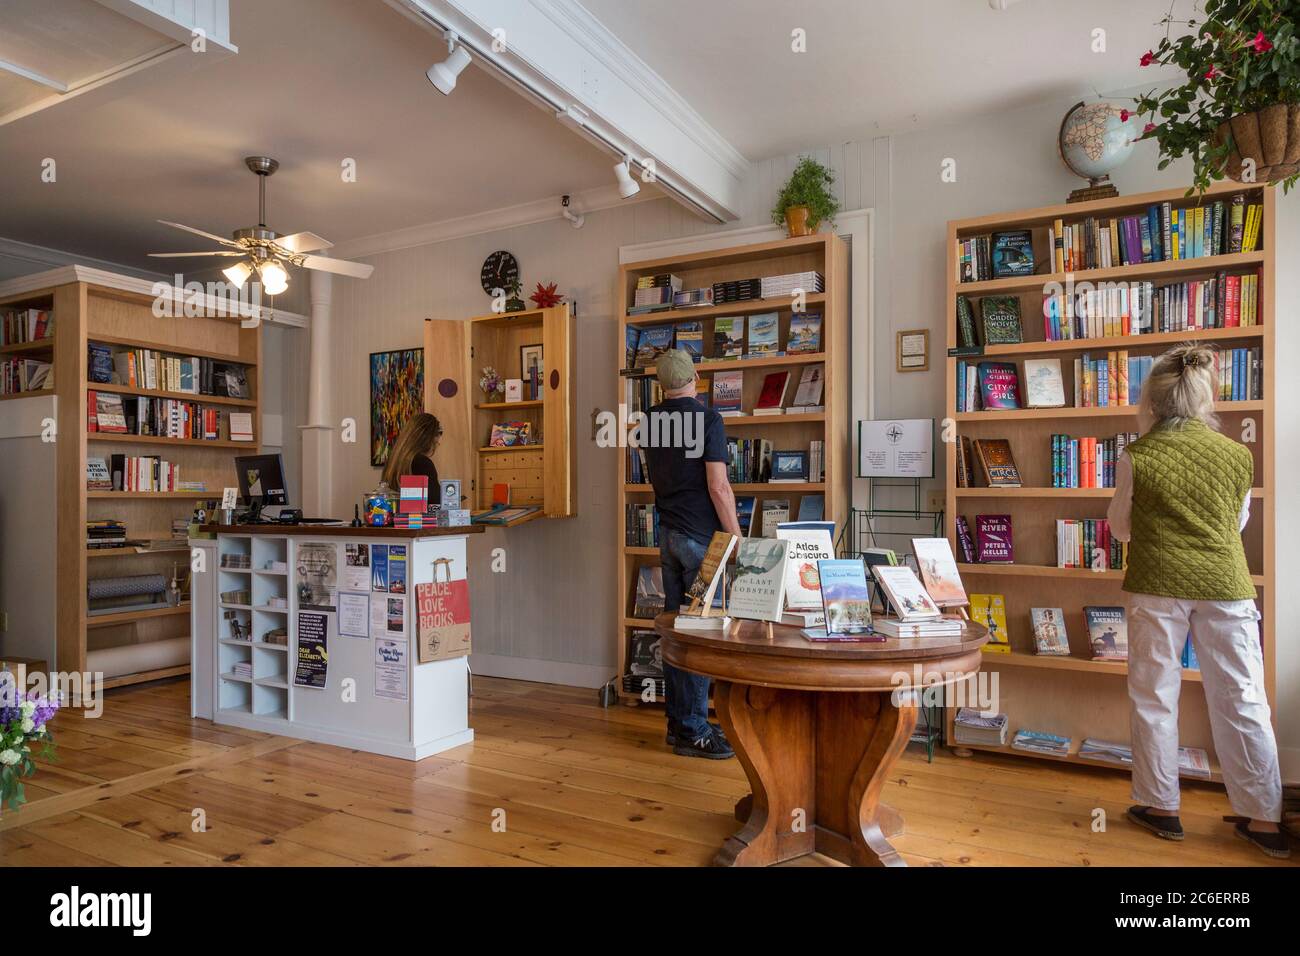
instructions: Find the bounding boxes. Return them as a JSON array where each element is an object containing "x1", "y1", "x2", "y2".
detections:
[
  {"x1": 871, "y1": 615, "x2": 964, "y2": 638},
  {"x1": 953, "y1": 707, "x2": 1008, "y2": 746},
  {"x1": 1012, "y1": 729, "x2": 1071, "y2": 757},
  {"x1": 760, "y1": 271, "x2": 824, "y2": 298}
]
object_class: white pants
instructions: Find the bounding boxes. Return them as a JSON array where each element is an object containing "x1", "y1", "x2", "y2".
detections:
[{"x1": 1127, "y1": 594, "x2": 1282, "y2": 821}]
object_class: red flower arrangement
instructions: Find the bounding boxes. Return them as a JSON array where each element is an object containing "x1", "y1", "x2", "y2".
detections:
[{"x1": 529, "y1": 282, "x2": 565, "y2": 309}]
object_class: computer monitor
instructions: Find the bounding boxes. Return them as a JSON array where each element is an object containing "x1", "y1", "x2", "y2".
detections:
[{"x1": 235, "y1": 453, "x2": 288, "y2": 521}]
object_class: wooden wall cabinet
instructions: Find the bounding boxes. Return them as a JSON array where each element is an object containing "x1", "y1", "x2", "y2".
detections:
[{"x1": 424, "y1": 304, "x2": 575, "y2": 526}]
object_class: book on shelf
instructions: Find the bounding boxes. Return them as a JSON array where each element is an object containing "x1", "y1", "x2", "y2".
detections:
[
  {"x1": 673, "y1": 287, "x2": 714, "y2": 309},
  {"x1": 991, "y1": 230, "x2": 1034, "y2": 278},
  {"x1": 624, "y1": 327, "x2": 638, "y2": 370},
  {"x1": 674, "y1": 321, "x2": 704, "y2": 362},
  {"x1": 911, "y1": 537, "x2": 968, "y2": 607},
  {"x1": 633, "y1": 566, "x2": 665, "y2": 619},
  {"x1": 2, "y1": 307, "x2": 54, "y2": 346},
  {"x1": 1084, "y1": 605, "x2": 1128, "y2": 661},
  {"x1": 229, "y1": 412, "x2": 254, "y2": 442},
  {"x1": 768, "y1": 449, "x2": 809, "y2": 483},
  {"x1": 1023, "y1": 358, "x2": 1065, "y2": 408},
  {"x1": 1012, "y1": 729, "x2": 1071, "y2": 756},
  {"x1": 636, "y1": 273, "x2": 683, "y2": 291},
  {"x1": 790, "y1": 365, "x2": 824, "y2": 410},
  {"x1": 624, "y1": 503, "x2": 659, "y2": 548},
  {"x1": 1, "y1": 357, "x2": 53, "y2": 394},
  {"x1": 735, "y1": 495, "x2": 756, "y2": 535},
  {"x1": 712, "y1": 278, "x2": 762, "y2": 303},
  {"x1": 871, "y1": 615, "x2": 963, "y2": 638},
  {"x1": 1051, "y1": 433, "x2": 1136, "y2": 488},
  {"x1": 759, "y1": 499, "x2": 790, "y2": 537},
  {"x1": 869, "y1": 564, "x2": 942, "y2": 621},
  {"x1": 977, "y1": 361, "x2": 1020, "y2": 410},
  {"x1": 634, "y1": 326, "x2": 674, "y2": 368},
  {"x1": 775, "y1": 520, "x2": 836, "y2": 610},
  {"x1": 679, "y1": 531, "x2": 737, "y2": 616},
  {"x1": 1074, "y1": 738, "x2": 1214, "y2": 776},
  {"x1": 88, "y1": 343, "x2": 113, "y2": 384},
  {"x1": 488, "y1": 421, "x2": 532, "y2": 447},
  {"x1": 627, "y1": 630, "x2": 664, "y2": 679},
  {"x1": 86, "y1": 457, "x2": 113, "y2": 491},
  {"x1": 796, "y1": 494, "x2": 824, "y2": 521},
  {"x1": 969, "y1": 593, "x2": 1009, "y2": 653},
  {"x1": 713, "y1": 317, "x2": 745, "y2": 359},
  {"x1": 725, "y1": 437, "x2": 774, "y2": 483},
  {"x1": 972, "y1": 438, "x2": 1021, "y2": 487},
  {"x1": 1056, "y1": 517, "x2": 1125, "y2": 569},
  {"x1": 712, "y1": 370, "x2": 744, "y2": 416},
  {"x1": 956, "y1": 295, "x2": 979, "y2": 348},
  {"x1": 753, "y1": 371, "x2": 790, "y2": 414},
  {"x1": 746, "y1": 312, "x2": 781, "y2": 358},
  {"x1": 1182, "y1": 634, "x2": 1200, "y2": 671},
  {"x1": 86, "y1": 519, "x2": 128, "y2": 549},
  {"x1": 108, "y1": 454, "x2": 183, "y2": 493},
  {"x1": 975, "y1": 513, "x2": 1013, "y2": 563},
  {"x1": 787, "y1": 313, "x2": 822, "y2": 353},
  {"x1": 953, "y1": 708, "x2": 1009, "y2": 746},
  {"x1": 803, "y1": 558, "x2": 878, "y2": 641},
  {"x1": 1030, "y1": 607, "x2": 1071, "y2": 656},
  {"x1": 760, "y1": 271, "x2": 823, "y2": 298},
  {"x1": 728, "y1": 538, "x2": 789, "y2": 623},
  {"x1": 92, "y1": 391, "x2": 128, "y2": 433},
  {"x1": 955, "y1": 515, "x2": 976, "y2": 563},
  {"x1": 979, "y1": 296, "x2": 1023, "y2": 344}
]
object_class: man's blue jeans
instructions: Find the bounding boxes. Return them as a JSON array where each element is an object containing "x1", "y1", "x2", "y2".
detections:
[{"x1": 659, "y1": 529, "x2": 712, "y2": 740}]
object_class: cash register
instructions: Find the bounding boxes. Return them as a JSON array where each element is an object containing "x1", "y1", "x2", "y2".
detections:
[{"x1": 234, "y1": 453, "x2": 337, "y2": 525}]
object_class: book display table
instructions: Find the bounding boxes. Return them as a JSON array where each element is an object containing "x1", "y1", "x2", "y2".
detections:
[{"x1": 655, "y1": 614, "x2": 987, "y2": 867}]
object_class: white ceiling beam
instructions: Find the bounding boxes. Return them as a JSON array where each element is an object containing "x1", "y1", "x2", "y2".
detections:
[
  {"x1": 91, "y1": 0, "x2": 238, "y2": 53},
  {"x1": 386, "y1": 0, "x2": 748, "y2": 222},
  {"x1": 0, "y1": 58, "x2": 68, "y2": 92}
]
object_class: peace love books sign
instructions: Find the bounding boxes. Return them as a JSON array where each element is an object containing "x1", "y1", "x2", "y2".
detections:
[{"x1": 415, "y1": 578, "x2": 471, "y2": 662}]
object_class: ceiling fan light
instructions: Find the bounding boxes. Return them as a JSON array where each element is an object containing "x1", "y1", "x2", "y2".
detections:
[
  {"x1": 614, "y1": 159, "x2": 640, "y2": 199},
  {"x1": 259, "y1": 259, "x2": 289, "y2": 296},
  {"x1": 427, "y1": 45, "x2": 471, "y2": 95},
  {"x1": 223, "y1": 260, "x2": 254, "y2": 289}
]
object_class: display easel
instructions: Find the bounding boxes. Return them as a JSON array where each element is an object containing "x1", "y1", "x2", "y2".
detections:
[{"x1": 840, "y1": 478, "x2": 947, "y2": 761}]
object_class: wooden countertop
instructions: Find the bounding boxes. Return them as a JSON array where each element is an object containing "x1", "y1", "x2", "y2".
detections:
[{"x1": 199, "y1": 523, "x2": 484, "y2": 539}]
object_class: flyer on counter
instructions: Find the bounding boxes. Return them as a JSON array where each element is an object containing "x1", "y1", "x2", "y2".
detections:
[
  {"x1": 338, "y1": 592, "x2": 369, "y2": 638},
  {"x1": 385, "y1": 596, "x2": 405, "y2": 634},
  {"x1": 371, "y1": 544, "x2": 389, "y2": 591},
  {"x1": 388, "y1": 545, "x2": 407, "y2": 594},
  {"x1": 294, "y1": 611, "x2": 328, "y2": 688},
  {"x1": 342, "y1": 544, "x2": 371, "y2": 592},
  {"x1": 296, "y1": 542, "x2": 338, "y2": 611},
  {"x1": 373, "y1": 637, "x2": 408, "y2": 701}
]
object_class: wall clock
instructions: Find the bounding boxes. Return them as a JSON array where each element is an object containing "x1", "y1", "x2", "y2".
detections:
[{"x1": 480, "y1": 250, "x2": 519, "y2": 296}]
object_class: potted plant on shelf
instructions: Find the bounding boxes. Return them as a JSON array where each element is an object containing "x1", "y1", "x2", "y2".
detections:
[
  {"x1": 771, "y1": 156, "x2": 840, "y2": 236},
  {"x1": 1132, "y1": 0, "x2": 1300, "y2": 192}
]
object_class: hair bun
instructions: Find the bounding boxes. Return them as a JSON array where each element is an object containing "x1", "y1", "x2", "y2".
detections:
[{"x1": 1173, "y1": 343, "x2": 1213, "y2": 372}]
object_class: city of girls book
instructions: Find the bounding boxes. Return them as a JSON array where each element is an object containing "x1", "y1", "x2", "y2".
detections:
[
  {"x1": 977, "y1": 361, "x2": 1021, "y2": 409},
  {"x1": 729, "y1": 538, "x2": 790, "y2": 623},
  {"x1": 911, "y1": 537, "x2": 968, "y2": 607},
  {"x1": 804, "y1": 558, "x2": 880, "y2": 641}
]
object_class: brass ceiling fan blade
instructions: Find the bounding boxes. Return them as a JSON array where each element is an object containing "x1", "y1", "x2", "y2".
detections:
[
  {"x1": 148, "y1": 251, "x2": 247, "y2": 257},
  {"x1": 156, "y1": 219, "x2": 243, "y2": 248},
  {"x1": 299, "y1": 255, "x2": 374, "y2": 279},
  {"x1": 275, "y1": 231, "x2": 333, "y2": 254}
]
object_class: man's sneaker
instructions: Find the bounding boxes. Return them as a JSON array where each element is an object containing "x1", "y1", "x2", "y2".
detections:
[
  {"x1": 666, "y1": 722, "x2": 728, "y2": 747},
  {"x1": 1233, "y1": 821, "x2": 1292, "y2": 859},
  {"x1": 673, "y1": 728, "x2": 735, "y2": 760},
  {"x1": 1127, "y1": 805, "x2": 1184, "y2": 841}
]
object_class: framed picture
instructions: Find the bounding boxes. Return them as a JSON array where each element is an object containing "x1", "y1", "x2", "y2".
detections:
[
  {"x1": 369, "y1": 349, "x2": 425, "y2": 466},
  {"x1": 896, "y1": 329, "x2": 929, "y2": 372},
  {"x1": 519, "y1": 343, "x2": 543, "y2": 397}
]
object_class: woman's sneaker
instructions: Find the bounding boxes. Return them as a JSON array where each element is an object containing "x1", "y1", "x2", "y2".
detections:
[
  {"x1": 1234, "y1": 821, "x2": 1292, "y2": 859},
  {"x1": 1127, "y1": 805, "x2": 1184, "y2": 840},
  {"x1": 673, "y1": 728, "x2": 735, "y2": 760}
]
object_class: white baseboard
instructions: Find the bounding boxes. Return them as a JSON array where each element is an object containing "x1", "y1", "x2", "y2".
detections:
[{"x1": 468, "y1": 652, "x2": 614, "y2": 690}]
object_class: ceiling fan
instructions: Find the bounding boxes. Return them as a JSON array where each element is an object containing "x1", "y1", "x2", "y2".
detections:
[{"x1": 149, "y1": 156, "x2": 374, "y2": 295}]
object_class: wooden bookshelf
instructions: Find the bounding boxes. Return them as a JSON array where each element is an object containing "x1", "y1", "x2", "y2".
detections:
[
  {"x1": 0, "y1": 274, "x2": 266, "y2": 689},
  {"x1": 615, "y1": 232, "x2": 849, "y2": 702},
  {"x1": 942, "y1": 181, "x2": 1275, "y2": 774}
]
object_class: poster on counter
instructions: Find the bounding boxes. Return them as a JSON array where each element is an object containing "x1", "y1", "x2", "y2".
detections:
[
  {"x1": 296, "y1": 542, "x2": 338, "y2": 611},
  {"x1": 371, "y1": 545, "x2": 389, "y2": 592},
  {"x1": 294, "y1": 612, "x2": 328, "y2": 688},
  {"x1": 415, "y1": 578, "x2": 471, "y2": 662},
  {"x1": 388, "y1": 545, "x2": 407, "y2": 595},
  {"x1": 385, "y1": 596, "x2": 405, "y2": 634},
  {"x1": 857, "y1": 418, "x2": 935, "y2": 479},
  {"x1": 373, "y1": 637, "x2": 408, "y2": 701},
  {"x1": 338, "y1": 592, "x2": 369, "y2": 638},
  {"x1": 342, "y1": 544, "x2": 371, "y2": 592}
]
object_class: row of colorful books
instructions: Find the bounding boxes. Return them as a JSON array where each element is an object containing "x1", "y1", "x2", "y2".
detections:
[
  {"x1": 954, "y1": 514, "x2": 1012, "y2": 563},
  {"x1": 628, "y1": 271, "x2": 824, "y2": 316},
  {"x1": 626, "y1": 313, "x2": 822, "y2": 368},
  {"x1": 723, "y1": 438, "x2": 822, "y2": 484},
  {"x1": 1075, "y1": 352, "x2": 1149, "y2": 408},
  {"x1": 1050, "y1": 432, "x2": 1137, "y2": 488},
  {"x1": 1, "y1": 307, "x2": 53, "y2": 346},
  {"x1": 1, "y1": 357, "x2": 52, "y2": 394},
  {"x1": 956, "y1": 231, "x2": 1034, "y2": 283},
  {"x1": 1215, "y1": 347, "x2": 1264, "y2": 401},
  {"x1": 624, "y1": 503, "x2": 660, "y2": 548},
  {"x1": 954, "y1": 436, "x2": 1019, "y2": 488},
  {"x1": 89, "y1": 343, "x2": 251, "y2": 398},
  {"x1": 88, "y1": 390, "x2": 232, "y2": 441},
  {"x1": 1056, "y1": 518, "x2": 1127, "y2": 570}
]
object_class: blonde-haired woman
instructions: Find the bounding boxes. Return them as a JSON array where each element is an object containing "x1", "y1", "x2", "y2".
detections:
[
  {"x1": 382, "y1": 412, "x2": 443, "y2": 489},
  {"x1": 1107, "y1": 343, "x2": 1286, "y2": 859}
]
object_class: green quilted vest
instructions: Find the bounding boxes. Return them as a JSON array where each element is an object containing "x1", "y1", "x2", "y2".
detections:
[{"x1": 1123, "y1": 419, "x2": 1255, "y2": 601}]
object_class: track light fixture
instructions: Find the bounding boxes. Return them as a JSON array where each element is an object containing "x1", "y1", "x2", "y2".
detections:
[
  {"x1": 613, "y1": 156, "x2": 640, "y2": 198},
  {"x1": 427, "y1": 31, "x2": 471, "y2": 95}
]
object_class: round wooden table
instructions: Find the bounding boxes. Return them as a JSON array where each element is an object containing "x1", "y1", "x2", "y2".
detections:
[{"x1": 655, "y1": 613, "x2": 987, "y2": 868}]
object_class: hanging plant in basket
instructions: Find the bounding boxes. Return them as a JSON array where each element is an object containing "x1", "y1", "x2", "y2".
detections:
[{"x1": 1132, "y1": 0, "x2": 1300, "y2": 192}]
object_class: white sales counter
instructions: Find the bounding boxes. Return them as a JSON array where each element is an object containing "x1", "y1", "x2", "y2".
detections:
[{"x1": 190, "y1": 524, "x2": 483, "y2": 760}]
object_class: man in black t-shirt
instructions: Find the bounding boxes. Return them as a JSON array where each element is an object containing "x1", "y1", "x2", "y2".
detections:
[{"x1": 643, "y1": 350, "x2": 741, "y2": 759}]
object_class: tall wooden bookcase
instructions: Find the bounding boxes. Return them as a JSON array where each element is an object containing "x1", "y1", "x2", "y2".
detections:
[
  {"x1": 942, "y1": 183, "x2": 1275, "y2": 778},
  {"x1": 422, "y1": 303, "x2": 576, "y2": 527},
  {"x1": 615, "y1": 233, "x2": 849, "y2": 702},
  {"x1": 0, "y1": 266, "x2": 275, "y2": 689}
]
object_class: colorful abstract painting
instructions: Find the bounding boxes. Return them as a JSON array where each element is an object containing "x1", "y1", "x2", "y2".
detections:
[{"x1": 370, "y1": 349, "x2": 425, "y2": 466}]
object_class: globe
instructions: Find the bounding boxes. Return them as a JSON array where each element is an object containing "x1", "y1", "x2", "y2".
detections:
[{"x1": 1058, "y1": 100, "x2": 1136, "y2": 184}]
